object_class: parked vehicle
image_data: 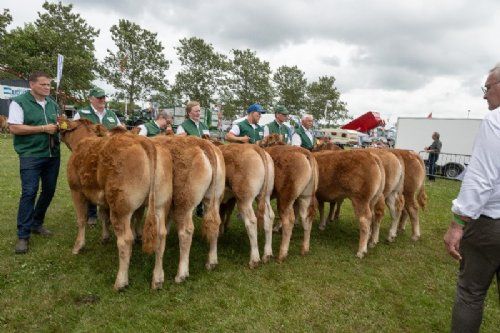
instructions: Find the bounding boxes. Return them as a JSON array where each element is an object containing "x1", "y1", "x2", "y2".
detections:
[{"x1": 395, "y1": 117, "x2": 482, "y2": 179}]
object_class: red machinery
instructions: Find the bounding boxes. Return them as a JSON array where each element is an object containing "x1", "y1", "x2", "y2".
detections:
[{"x1": 341, "y1": 111, "x2": 385, "y2": 132}]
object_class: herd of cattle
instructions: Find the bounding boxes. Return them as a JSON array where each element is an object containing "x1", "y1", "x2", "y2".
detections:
[{"x1": 57, "y1": 118, "x2": 427, "y2": 291}]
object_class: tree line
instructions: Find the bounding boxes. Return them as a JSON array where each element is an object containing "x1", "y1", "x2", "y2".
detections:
[{"x1": 0, "y1": 1, "x2": 349, "y2": 124}]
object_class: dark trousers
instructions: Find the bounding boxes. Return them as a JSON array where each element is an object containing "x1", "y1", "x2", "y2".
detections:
[
  {"x1": 87, "y1": 203, "x2": 97, "y2": 219},
  {"x1": 428, "y1": 154, "x2": 438, "y2": 181},
  {"x1": 451, "y1": 216, "x2": 500, "y2": 333},
  {"x1": 17, "y1": 157, "x2": 60, "y2": 239}
]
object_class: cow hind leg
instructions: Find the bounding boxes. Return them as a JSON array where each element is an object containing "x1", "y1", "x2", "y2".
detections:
[
  {"x1": 387, "y1": 193, "x2": 403, "y2": 242},
  {"x1": 407, "y1": 200, "x2": 421, "y2": 241},
  {"x1": 333, "y1": 199, "x2": 343, "y2": 221},
  {"x1": 352, "y1": 200, "x2": 372, "y2": 258},
  {"x1": 99, "y1": 206, "x2": 111, "y2": 244},
  {"x1": 175, "y1": 209, "x2": 195, "y2": 283},
  {"x1": 298, "y1": 196, "x2": 313, "y2": 256},
  {"x1": 202, "y1": 197, "x2": 221, "y2": 271},
  {"x1": 238, "y1": 199, "x2": 260, "y2": 268},
  {"x1": 318, "y1": 200, "x2": 327, "y2": 231},
  {"x1": 112, "y1": 212, "x2": 134, "y2": 291},
  {"x1": 71, "y1": 190, "x2": 88, "y2": 254},
  {"x1": 262, "y1": 195, "x2": 274, "y2": 263},
  {"x1": 151, "y1": 207, "x2": 166, "y2": 290},
  {"x1": 277, "y1": 202, "x2": 295, "y2": 263},
  {"x1": 369, "y1": 196, "x2": 385, "y2": 248}
]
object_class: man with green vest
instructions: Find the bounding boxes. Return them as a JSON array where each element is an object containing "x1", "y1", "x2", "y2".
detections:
[
  {"x1": 264, "y1": 105, "x2": 291, "y2": 144},
  {"x1": 73, "y1": 87, "x2": 122, "y2": 130},
  {"x1": 8, "y1": 71, "x2": 60, "y2": 254},
  {"x1": 292, "y1": 114, "x2": 316, "y2": 150},
  {"x1": 73, "y1": 87, "x2": 122, "y2": 226},
  {"x1": 176, "y1": 101, "x2": 210, "y2": 137},
  {"x1": 226, "y1": 103, "x2": 266, "y2": 144},
  {"x1": 137, "y1": 112, "x2": 169, "y2": 137}
]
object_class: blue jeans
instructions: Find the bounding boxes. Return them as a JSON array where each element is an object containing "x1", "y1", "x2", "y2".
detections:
[
  {"x1": 88, "y1": 203, "x2": 97, "y2": 219},
  {"x1": 428, "y1": 154, "x2": 438, "y2": 180},
  {"x1": 17, "y1": 157, "x2": 60, "y2": 239}
]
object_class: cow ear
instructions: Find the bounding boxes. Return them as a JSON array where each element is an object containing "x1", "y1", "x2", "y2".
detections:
[{"x1": 93, "y1": 124, "x2": 108, "y2": 137}]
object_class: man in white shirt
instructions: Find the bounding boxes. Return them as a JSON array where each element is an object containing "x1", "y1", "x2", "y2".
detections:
[
  {"x1": 226, "y1": 103, "x2": 266, "y2": 144},
  {"x1": 291, "y1": 114, "x2": 315, "y2": 150},
  {"x1": 444, "y1": 63, "x2": 500, "y2": 333},
  {"x1": 73, "y1": 87, "x2": 122, "y2": 129},
  {"x1": 176, "y1": 101, "x2": 210, "y2": 137},
  {"x1": 137, "y1": 113, "x2": 169, "y2": 137}
]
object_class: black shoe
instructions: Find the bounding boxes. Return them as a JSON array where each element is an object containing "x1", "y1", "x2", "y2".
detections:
[
  {"x1": 87, "y1": 217, "x2": 97, "y2": 227},
  {"x1": 31, "y1": 226, "x2": 53, "y2": 237},
  {"x1": 15, "y1": 238, "x2": 29, "y2": 254},
  {"x1": 196, "y1": 204, "x2": 204, "y2": 218}
]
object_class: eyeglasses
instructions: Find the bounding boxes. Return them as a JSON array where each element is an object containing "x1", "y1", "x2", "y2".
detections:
[{"x1": 481, "y1": 81, "x2": 500, "y2": 94}]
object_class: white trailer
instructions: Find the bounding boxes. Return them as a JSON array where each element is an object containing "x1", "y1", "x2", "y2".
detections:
[{"x1": 395, "y1": 117, "x2": 483, "y2": 178}]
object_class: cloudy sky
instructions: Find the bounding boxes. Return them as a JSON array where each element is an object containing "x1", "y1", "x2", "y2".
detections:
[{"x1": 5, "y1": 0, "x2": 500, "y2": 123}]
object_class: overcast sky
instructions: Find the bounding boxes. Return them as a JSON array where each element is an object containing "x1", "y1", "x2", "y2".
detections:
[{"x1": 5, "y1": 0, "x2": 500, "y2": 123}]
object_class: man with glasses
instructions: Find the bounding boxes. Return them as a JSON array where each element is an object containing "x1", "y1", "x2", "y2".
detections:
[
  {"x1": 444, "y1": 63, "x2": 500, "y2": 333},
  {"x1": 73, "y1": 87, "x2": 122, "y2": 226},
  {"x1": 8, "y1": 71, "x2": 60, "y2": 254},
  {"x1": 264, "y1": 105, "x2": 291, "y2": 144}
]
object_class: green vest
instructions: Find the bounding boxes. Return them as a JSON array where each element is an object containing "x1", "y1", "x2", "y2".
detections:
[
  {"x1": 295, "y1": 125, "x2": 314, "y2": 150},
  {"x1": 12, "y1": 92, "x2": 60, "y2": 157},
  {"x1": 77, "y1": 107, "x2": 119, "y2": 129},
  {"x1": 237, "y1": 119, "x2": 264, "y2": 144},
  {"x1": 180, "y1": 118, "x2": 209, "y2": 137},
  {"x1": 266, "y1": 120, "x2": 290, "y2": 143},
  {"x1": 144, "y1": 120, "x2": 161, "y2": 137}
]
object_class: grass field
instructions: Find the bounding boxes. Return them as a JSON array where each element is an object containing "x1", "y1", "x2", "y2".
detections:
[{"x1": 0, "y1": 136, "x2": 498, "y2": 332}]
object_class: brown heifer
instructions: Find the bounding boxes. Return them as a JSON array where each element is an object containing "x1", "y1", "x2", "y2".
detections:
[
  {"x1": 59, "y1": 119, "x2": 173, "y2": 290},
  {"x1": 151, "y1": 135, "x2": 225, "y2": 283},
  {"x1": 388, "y1": 149, "x2": 427, "y2": 241},
  {"x1": 264, "y1": 145, "x2": 318, "y2": 262},
  {"x1": 313, "y1": 150, "x2": 385, "y2": 258},
  {"x1": 0, "y1": 115, "x2": 8, "y2": 135},
  {"x1": 218, "y1": 144, "x2": 275, "y2": 267}
]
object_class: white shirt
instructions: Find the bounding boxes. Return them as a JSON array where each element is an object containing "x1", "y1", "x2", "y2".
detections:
[
  {"x1": 452, "y1": 108, "x2": 500, "y2": 219},
  {"x1": 8, "y1": 100, "x2": 47, "y2": 125},
  {"x1": 138, "y1": 121, "x2": 161, "y2": 136},
  {"x1": 292, "y1": 125, "x2": 314, "y2": 147},
  {"x1": 229, "y1": 122, "x2": 258, "y2": 136},
  {"x1": 73, "y1": 105, "x2": 121, "y2": 125}
]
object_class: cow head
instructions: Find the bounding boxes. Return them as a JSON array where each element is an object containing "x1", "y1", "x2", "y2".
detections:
[
  {"x1": 312, "y1": 141, "x2": 342, "y2": 152},
  {"x1": 257, "y1": 133, "x2": 285, "y2": 147},
  {"x1": 58, "y1": 118, "x2": 102, "y2": 151}
]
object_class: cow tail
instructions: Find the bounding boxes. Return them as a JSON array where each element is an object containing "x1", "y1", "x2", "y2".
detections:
[
  {"x1": 141, "y1": 140, "x2": 158, "y2": 254},
  {"x1": 254, "y1": 146, "x2": 270, "y2": 229},
  {"x1": 416, "y1": 155, "x2": 428, "y2": 210},
  {"x1": 307, "y1": 153, "x2": 319, "y2": 221},
  {"x1": 199, "y1": 140, "x2": 221, "y2": 241}
]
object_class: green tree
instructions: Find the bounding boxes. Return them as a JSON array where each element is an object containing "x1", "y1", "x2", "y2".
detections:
[
  {"x1": 99, "y1": 19, "x2": 171, "y2": 112},
  {"x1": 306, "y1": 76, "x2": 349, "y2": 126},
  {"x1": 222, "y1": 49, "x2": 273, "y2": 118},
  {"x1": 0, "y1": 2, "x2": 99, "y2": 100},
  {"x1": 173, "y1": 37, "x2": 229, "y2": 107},
  {"x1": 0, "y1": 8, "x2": 12, "y2": 38},
  {"x1": 273, "y1": 65, "x2": 307, "y2": 114}
]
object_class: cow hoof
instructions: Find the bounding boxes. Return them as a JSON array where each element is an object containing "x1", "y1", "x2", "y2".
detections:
[
  {"x1": 411, "y1": 235, "x2": 420, "y2": 241},
  {"x1": 175, "y1": 275, "x2": 188, "y2": 284},
  {"x1": 101, "y1": 237, "x2": 110, "y2": 245},
  {"x1": 72, "y1": 245, "x2": 84, "y2": 254},
  {"x1": 387, "y1": 235, "x2": 396, "y2": 243},
  {"x1": 248, "y1": 260, "x2": 260, "y2": 269},
  {"x1": 262, "y1": 254, "x2": 273, "y2": 263},
  {"x1": 300, "y1": 248, "x2": 310, "y2": 256},
  {"x1": 114, "y1": 282, "x2": 129, "y2": 291},
  {"x1": 151, "y1": 281, "x2": 163, "y2": 290},
  {"x1": 356, "y1": 251, "x2": 366, "y2": 259},
  {"x1": 277, "y1": 255, "x2": 287, "y2": 263},
  {"x1": 205, "y1": 262, "x2": 218, "y2": 271},
  {"x1": 318, "y1": 224, "x2": 326, "y2": 231},
  {"x1": 368, "y1": 241, "x2": 377, "y2": 248}
]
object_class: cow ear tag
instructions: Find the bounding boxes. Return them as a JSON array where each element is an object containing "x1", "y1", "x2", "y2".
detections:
[{"x1": 60, "y1": 122, "x2": 68, "y2": 130}]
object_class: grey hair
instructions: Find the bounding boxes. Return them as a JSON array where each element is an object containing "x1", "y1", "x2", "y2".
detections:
[
  {"x1": 489, "y1": 63, "x2": 500, "y2": 79},
  {"x1": 301, "y1": 114, "x2": 313, "y2": 121}
]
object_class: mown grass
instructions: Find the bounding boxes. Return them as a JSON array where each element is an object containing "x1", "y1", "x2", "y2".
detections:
[{"x1": 0, "y1": 136, "x2": 498, "y2": 332}]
